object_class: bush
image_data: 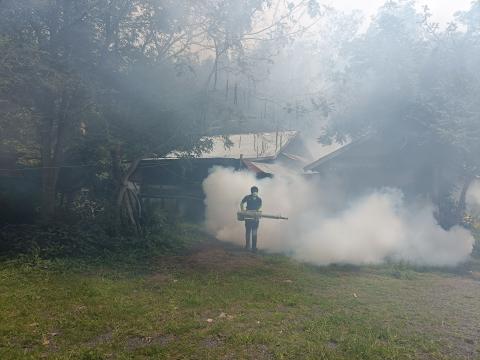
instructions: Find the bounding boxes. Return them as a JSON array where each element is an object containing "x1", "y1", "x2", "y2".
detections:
[
  {"x1": 0, "y1": 216, "x2": 194, "y2": 261},
  {"x1": 0, "y1": 222, "x2": 110, "y2": 258},
  {"x1": 0, "y1": 181, "x2": 201, "y2": 261}
]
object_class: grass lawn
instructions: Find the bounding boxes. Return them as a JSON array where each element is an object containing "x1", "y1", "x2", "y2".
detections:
[{"x1": 1, "y1": 236, "x2": 480, "y2": 359}]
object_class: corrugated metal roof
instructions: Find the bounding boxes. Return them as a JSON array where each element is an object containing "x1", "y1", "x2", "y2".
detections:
[
  {"x1": 281, "y1": 152, "x2": 311, "y2": 165},
  {"x1": 247, "y1": 161, "x2": 294, "y2": 176},
  {"x1": 304, "y1": 138, "x2": 359, "y2": 172},
  {"x1": 167, "y1": 131, "x2": 298, "y2": 160}
]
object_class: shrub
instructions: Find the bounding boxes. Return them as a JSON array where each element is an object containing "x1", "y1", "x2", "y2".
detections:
[{"x1": 0, "y1": 217, "x2": 190, "y2": 260}]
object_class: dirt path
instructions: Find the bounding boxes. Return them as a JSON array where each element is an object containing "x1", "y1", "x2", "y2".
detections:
[{"x1": 155, "y1": 238, "x2": 264, "y2": 272}]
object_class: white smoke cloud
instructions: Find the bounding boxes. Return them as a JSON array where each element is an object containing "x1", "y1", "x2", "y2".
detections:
[
  {"x1": 203, "y1": 166, "x2": 474, "y2": 267},
  {"x1": 467, "y1": 180, "x2": 480, "y2": 216}
]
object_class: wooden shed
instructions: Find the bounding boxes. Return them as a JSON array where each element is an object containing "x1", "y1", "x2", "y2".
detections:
[{"x1": 135, "y1": 131, "x2": 312, "y2": 219}]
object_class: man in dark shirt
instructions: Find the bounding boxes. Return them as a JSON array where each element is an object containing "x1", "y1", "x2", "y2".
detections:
[{"x1": 240, "y1": 186, "x2": 262, "y2": 252}]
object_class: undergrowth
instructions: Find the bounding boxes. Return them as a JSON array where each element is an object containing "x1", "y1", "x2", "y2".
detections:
[{"x1": 0, "y1": 221, "x2": 203, "y2": 267}]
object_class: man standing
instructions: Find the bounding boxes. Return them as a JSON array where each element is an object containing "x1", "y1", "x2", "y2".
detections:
[{"x1": 240, "y1": 186, "x2": 262, "y2": 252}]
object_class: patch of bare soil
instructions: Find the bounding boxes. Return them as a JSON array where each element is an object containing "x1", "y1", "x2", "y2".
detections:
[
  {"x1": 222, "y1": 344, "x2": 274, "y2": 360},
  {"x1": 185, "y1": 247, "x2": 262, "y2": 271},
  {"x1": 155, "y1": 239, "x2": 263, "y2": 272},
  {"x1": 147, "y1": 273, "x2": 174, "y2": 284},
  {"x1": 201, "y1": 335, "x2": 225, "y2": 349},
  {"x1": 245, "y1": 344, "x2": 274, "y2": 360},
  {"x1": 126, "y1": 334, "x2": 175, "y2": 350},
  {"x1": 86, "y1": 331, "x2": 113, "y2": 347}
]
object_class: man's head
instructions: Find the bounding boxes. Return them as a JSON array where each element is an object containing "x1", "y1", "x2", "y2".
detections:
[{"x1": 251, "y1": 186, "x2": 259, "y2": 197}]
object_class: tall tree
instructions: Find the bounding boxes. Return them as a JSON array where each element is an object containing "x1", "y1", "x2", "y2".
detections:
[{"x1": 318, "y1": 0, "x2": 480, "y2": 225}]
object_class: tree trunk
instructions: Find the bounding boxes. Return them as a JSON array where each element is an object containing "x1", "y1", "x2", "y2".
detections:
[
  {"x1": 39, "y1": 91, "x2": 71, "y2": 221},
  {"x1": 114, "y1": 155, "x2": 142, "y2": 231},
  {"x1": 41, "y1": 167, "x2": 60, "y2": 220},
  {"x1": 457, "y1": 174, "x2": 475, "y2": 224}
]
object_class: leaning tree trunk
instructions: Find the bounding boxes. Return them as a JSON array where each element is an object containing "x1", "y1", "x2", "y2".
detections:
[
  {"x1": 456, "y1": 174, "x2": 476, "y2": 225},
  {"x1": 114, "y1": 154, "x2": 143, "y2": 234}
]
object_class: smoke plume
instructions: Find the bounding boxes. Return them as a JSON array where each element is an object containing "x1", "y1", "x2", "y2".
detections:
[{"x1": 203, "y1": 167, "x2": 474, "y2": 267}]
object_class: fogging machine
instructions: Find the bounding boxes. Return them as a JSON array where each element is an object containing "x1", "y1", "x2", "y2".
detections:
[{"x1": 237, "y1": 210, "x2": 288, "y2": 221}]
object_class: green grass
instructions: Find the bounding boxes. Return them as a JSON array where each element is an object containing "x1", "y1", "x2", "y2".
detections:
[{"x1": 1, "y1": 242, "x2": 480, "y2": 359}]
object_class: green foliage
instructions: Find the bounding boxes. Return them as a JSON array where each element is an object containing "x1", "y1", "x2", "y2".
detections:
[
  {"x1": 0, "y1": 0, "x2": 228, "y2": 223},
  {"x1": 0, "y1": 0, "x2": 328, "y2": 232},
  {"x1": 320, "y1": 1, "x2": 480, "y2": 161},
  {"x1": 0, "y1": 217, "x2": 196, "y2": 261},
  {"x1": 313, "y1": 1, "x2": 480, "y2": 229}
]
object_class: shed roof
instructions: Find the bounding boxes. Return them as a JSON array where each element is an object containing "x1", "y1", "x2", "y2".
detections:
[
  {"x1": 165, "y1": 131, "x2": 298, "y2": 160},
  {"x1": 303, "y1": 137, "x2": 363, "y2": 172},
  {"x1": 246, "y1": 161, "x2": 294, "y2": 177}
]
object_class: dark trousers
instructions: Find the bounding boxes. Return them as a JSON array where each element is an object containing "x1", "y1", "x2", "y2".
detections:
[{"x1": 245, "y1": 220, "x2": 259, "y2": 251}]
